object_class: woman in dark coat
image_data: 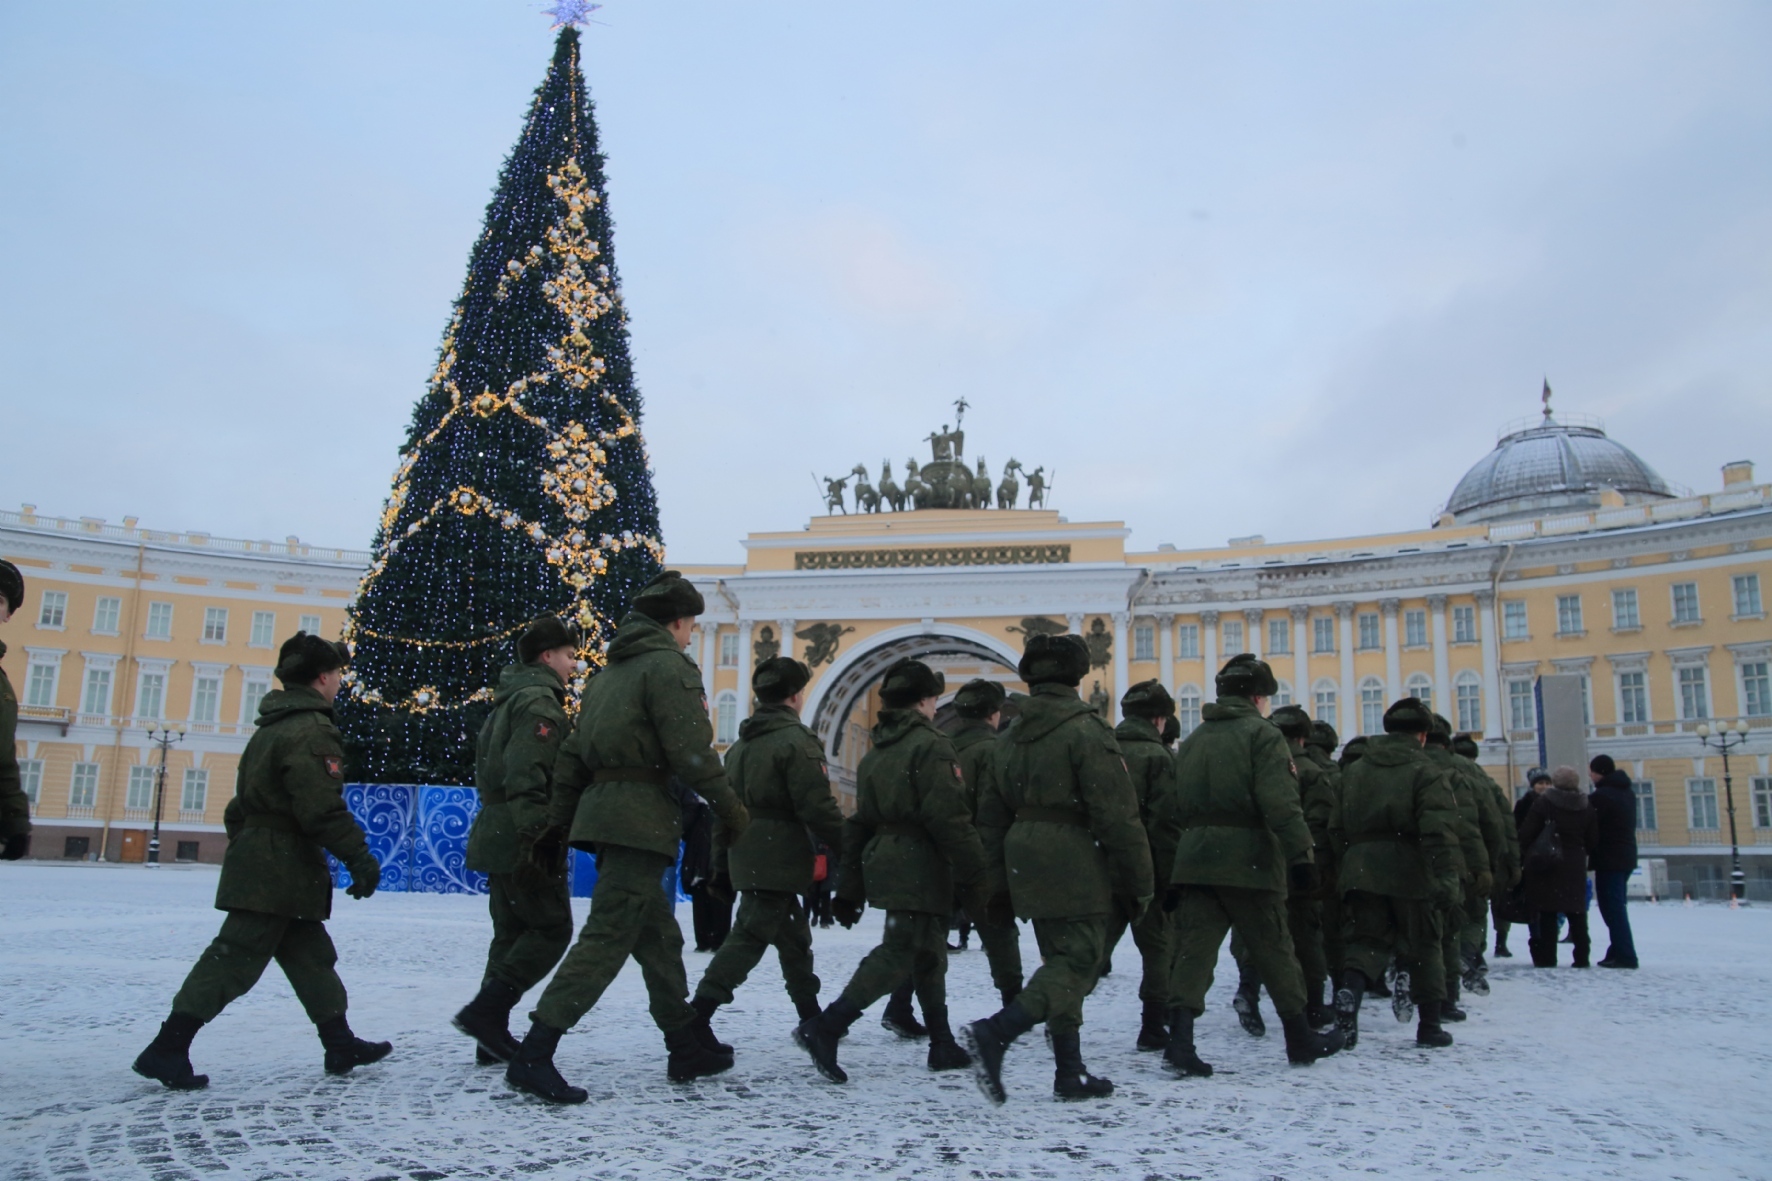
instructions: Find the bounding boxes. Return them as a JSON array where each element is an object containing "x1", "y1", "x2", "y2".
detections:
[{"x1": 1519, "y1": 766, "x2": 1600, "y2": 967}]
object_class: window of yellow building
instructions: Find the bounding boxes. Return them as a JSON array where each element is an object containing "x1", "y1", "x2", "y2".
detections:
[
  {"x1": 1612, "y1": 588, "x2": 1639, "y2": 631},
  {"x1": 1687, "y1": 778, "x2": 1719, "y2": 830},
  {"x1": 202, "y1": 607, "x2": 229, "y2": 644},
  {"x1": 1743, "y1": 661, "x2": 1770, "y2": 717},
  {"x1": 249, "y1": 610, "x2": 276, "y2": 648},
  {"x1": 92, "y1": 596, "x2": 121, "y2": 635},
  {"x1": 1672, "y1": 583, "x2": 1701, "y2": 625},
  {"x1": 145, "y1": 601, "x2": 173, "y2": 640},
  {"x1": 38, "y1": 590, "x2": 67, "y2": 630},
  {"x1": 1453, "y1": 605, "x2": 1477, "y2": 643},
  {"x1": 70, "y1": 763, "x2": 99, "y2": 812},
  {"x1": 1267, "y1": 618, "x2": 1290, "y2": 655},
  {"x1": 1734, "y1": 574, "x2": 1763, "y2": 619},
  {"x1": 1177, "y1": 624, "x2": 1200, "y2": 659}
]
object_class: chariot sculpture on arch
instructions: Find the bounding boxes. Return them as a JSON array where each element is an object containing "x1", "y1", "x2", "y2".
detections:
[{"x1": 822, "y1": 399, "x2": 1047, "y2": 514}]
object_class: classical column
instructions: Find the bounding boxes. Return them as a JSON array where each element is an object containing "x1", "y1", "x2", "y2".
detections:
[
  {"x1": 1157, "y1": 612, "x2": 1176, "y2": 697},
  {"x1": 1111, "y1": 612, "x2": 1130, "y2": 722},
  {"x1": 1335, "y1": 601, "x2": 1357, "y2": 735},
  {"x1": 1476, "y1": 589, "x2": 1502, "y2": 738},
  {"x1": 1244, "y1": 607, "x2": 1265, "y2": 659},
  {"x1": 778, "y1": 618, "x2": 796, "y2": 663},
  {"x1": 1290, "y1": 604, "x2": 1309, "y2": 707},
  {"x1": 1067, "y1": 612, "x2": 1085, "y2": 635},
  {"x1": 1380, "y1": 598, "x2": 1402, "y2": 702},
  {"x1": 698, "y1": 622, "x2": 717, "y2": 706},
  {"x1": 1201, "y1": 610, "x2": 1220, "y2": 696},
  {"x1": 736, "y1": 618, "x2": 756, "y2": 721},
  {"x1": 1428, "y1": 594, "x2": 1451, "y2": 719}
]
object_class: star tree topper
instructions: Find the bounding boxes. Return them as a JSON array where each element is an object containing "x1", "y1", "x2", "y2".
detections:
[{"x1": 543, "y1": 0, "x2": 601, "y2": 28}]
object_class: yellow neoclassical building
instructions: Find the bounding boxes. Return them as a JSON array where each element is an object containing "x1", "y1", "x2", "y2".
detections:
[{"x1": 5, "y1": 410, "x2": 1770, "y2": 892}]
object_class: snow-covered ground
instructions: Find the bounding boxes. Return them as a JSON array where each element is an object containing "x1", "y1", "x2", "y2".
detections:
[{"x1": 2, "y1": 862, "x2": 1768, "y2": 1181}]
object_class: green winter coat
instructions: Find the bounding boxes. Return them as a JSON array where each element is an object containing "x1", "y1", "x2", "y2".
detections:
[
  {"x1": 467, "y1": 662, "x2": 570, "y2": 874},
  {"x1": 551, "y1": 611, "x2": 745, "y2": 858},
  {"x1": 1169, "y1": 696, "x2": 1313, "y2": 892},
  {"x1": 214, "y1": 686, "x2": 370, "y2": 921},
  {"x1": 836, "y1": 709, "x2": 986, "y2": 915},
  {"x1": 0, "y1": 642, "x2": 29, "y2": 840},
  {"x1": 1458, "y1": 752, "x2": 1519, "y2": 883},
  {"x1": 724, "y1": 704, "x2": 844, "y2": 893},
  {"x1": 1329, "y1": 733, "x2": 1462, "y2": 902},
  {"x1": 1426, "y1": 746, "x2": 1490, "y2": 887},
  {"x1": 1113, "y1": 716, "x2": 1181, "y2": 891},
  {"x1": 950, "y1": 719, "x2": 998, "y2": 816},
  {"x1": 976, "y1": 683, "x2": 1153, "y2": 920},
  {"x1": 1290, "y1": 736, "x2": 1338, "y2": 870}
]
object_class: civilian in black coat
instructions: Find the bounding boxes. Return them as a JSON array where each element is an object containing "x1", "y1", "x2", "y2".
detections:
[
  {"x1": 1520, "y1": 766, "x2": 1599, "y2": 967},
  {"x1": 1588, "y1": 755, "x2": 1640, "y2": 968},
  {"x1": 1494, "y1": 768, "x2": 1552, "y2": 957}
]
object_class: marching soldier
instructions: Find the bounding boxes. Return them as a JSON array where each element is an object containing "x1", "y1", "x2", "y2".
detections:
[
  {"x1": 1303, "y1": 720, "x2": 1346, "y2": 995},
  {"x1": 0, "y1": 560, "x2": 32, "y2": 861},
  {"x1": 133, "y1": 633, "x2": 389, "y2": 1089},
  {"x1": 949, "y1": 678, "x2": 1024, "y2": 1007},
  {"x1": 1270, "y1": 705, "x2": 1337, "y2": 1028},
  {"x1": 452, "y1": 617, "x2": 579, "y2": 1065},
  {"x1": 505, "y1": 571, "x2": 750, "y2": 1104},
  {"x1": 1106, "y1": 679, "x2": 1182, "y2": 1050},
  {"x1": 1454, "y1": 732, "x2": 1518, "y2": 989},
  {"x1": 1160, "y1": 654, "x2": 1342, "y2": 1076},
  {"x1": 1424, "y1": 715, "x2": 1494, "y2": 1022},
  {"x1": 1330, "y1": 697, "x2": 1463, "y2": 1049},
  {"x1": 794, "y1": 658, "x2": 987, "y2": 1082},
  {"x1": 692, "y1": 657, "x2": 844, "y2": 1038},
  {"x1": 962, "y1": 634, "x2": 1154, "y2": 1103}
]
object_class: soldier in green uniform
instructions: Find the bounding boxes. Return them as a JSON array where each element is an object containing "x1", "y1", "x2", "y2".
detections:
[
  {"x1": 1160, "y1": 654, "x2": 1342, "y2": 1077},
  {"x1": 693, "y1": 656, "x2": 845, "y2": 1039},
  {"x1": 506, "y1": 571, "x2": 751, "y2": 1104},
  {"x1": 1270, "y1": 705, "x2": 1337, "y2": 1028},
  {"x1": 1105, "y1": 679, "x2": 1181, "y2": 1050},
  {"x1": 132, "y1": 633, "x2": 389, "y2": 1090},
  {"x1": 948, "y1": 677, "x2": 1023, "y2": 1007},
  {"x1": 1303, "y1": 720, "x2": 1345, "y2": 999},
  {"x1": 0, "y1": 561, "x2": 33, "y2": 861},
  {"x1": 1424, "y1": 715, "x2": 1492, "y2": 1022},
  {"x1": 1453, "y1": 733, "x2": 1517, "y2": 992},
  {"x1": 794, "y1": 658, "x2": 987, "y2": 1082},
  {"x1": 452, "y1": 617, "x2": 579, "y2": 1065},
  {"x1": 962, "y1": 634, "x2": 1154, "y2": 1103},
  {"x1": 1330, "y1": 697, "x2": 1463, "y2": 1049}
]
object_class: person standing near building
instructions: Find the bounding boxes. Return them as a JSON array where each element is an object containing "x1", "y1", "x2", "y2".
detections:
[
  {"x1": 1158, "y1": 654, "x2": 1341, "y2": 1077},
  {"x1": 452, "y1": 617, "x2": 578, "y2": 1065},
  {"x1": 693, "y1": 656, "x2": 845, "y2": 1039},
  {"x1": 1520, "y1": 766, "x2": 1599, "y2": 968},
  {"x1": 1330, "y1": 697, "x2": 1463, "y2": 1050},
  {"x1": 132, "y1": 633, "x2": 389, "y2": 1090},
  {"x1": 794, "y1": 658, "x2": 987, "y2": 1083},
  {"x1": 1495, "y1": 767, "x2": 1552, "y2": 957},
  {"x1": 0, "y1": 560, "x2": 31, "y2": 861},
  {"x1": 949, "y1": 677, "x2": 1024, "y2": 1007},
  {"x1": 505, "y1": 571, "x2": 750, "y2": 1104},
  {"x1": 962, "y1": 634, "x2": 1153, "y2": 1102},
  {"x1": 1588, "y1": 755, "x2": 1640, "y2": 969}
]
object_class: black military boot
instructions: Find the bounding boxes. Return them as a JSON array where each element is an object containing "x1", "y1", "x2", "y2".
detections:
[
  {"x1": 793, "y1": 995, "x2": 823, "y2": 1024},
  {"x1": 881, "y1": 980, "x2": 927, "y2": 1039},
  {"x1": 132, "y1": 1012, "x2": 209, "y2": 1091},
  {"x1": 961, "y1": 1001, "x2": 1037, "y2": 1104},
  {"x1": 689, "y1": 994, "x2": 736, "y2": 1055},
  {"x1": 1415, "y1": 999, "x2": 1453, "y2": 1048},
  {"x1": 1281, "y1": 1011, "x2": 1345, "y2": 1065},
  {"x1": 453, "y1": 977, "x2": 523, "y2": 1063},
  {"x1": 505, "y1": 1020, "x2": 588, "y2": 1104},
  {"x1": 1136, "y1": 999, "x2": 1169, "y2": 1051},
  {"x1": 1303, "y1": 979, "x2": 1337, "y2": 1030},
  {"x1": 924, "y1": 1006, "x2": 972, "y2": 1071},
  {"x1": 316, "y1": 1015, "x2": 392, "y2": 1076},
  {"x1": 1333, "y1": 971, "x2": 1365, "y2": 1050},
  {"x1": 794, "y1": 996, "x2": 861, "y2": 1083},
  {"x1": 664, "y1": 1022, "x2": 734, "y2": 1083},
  {"x1": 1162, "y1": 1006, "x2": 1213, "y2": 1078},
  {"x1": 1390, "y1": 968, "x2": 1415, "y2": 1024},
  {"x1": 1232, "y1": 984, "x2": 1266, "y2": 1037},
  {"x1": 1464, "y1": 949, "x2": 1491, "y2": 996},
  {"x1": 1050, "y1": 1029, "x2": 1114, "y2": 1099},
  {"x1": 1366, "y1": 967, "x2": 1392, "y2": 998},
  {"x1": 1440, "y1": 979, "x2": 1468, "y2": 1022}
]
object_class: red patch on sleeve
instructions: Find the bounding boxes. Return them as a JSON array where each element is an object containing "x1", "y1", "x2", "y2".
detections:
[
  {"x1": 535, "y1": 720, "x2": 555, "y2": 740},
  {"x1": 953, "y1": 764, "x2": 964, "y2": 780},
  {"x1": 323, "y1": 756, "x2": 343, "y2": 780}
]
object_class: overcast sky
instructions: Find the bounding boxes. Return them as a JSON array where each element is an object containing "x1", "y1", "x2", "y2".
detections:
[{"x1": 3, "y1": 2, "x2": 1768, "y2": 563}]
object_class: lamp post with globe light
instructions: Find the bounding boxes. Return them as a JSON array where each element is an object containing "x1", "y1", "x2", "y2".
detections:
[
  {"x1": 145, "y1": 725, "x2": 186, "y2": 866},
  {"x1": 1695, "y1": 721, "x2": 1751, "y2": 900}
]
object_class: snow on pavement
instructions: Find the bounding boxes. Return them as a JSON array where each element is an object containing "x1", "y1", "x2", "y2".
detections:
[{"x1": 2, "y1": 861, "x2": 1768, "y2": 1181}]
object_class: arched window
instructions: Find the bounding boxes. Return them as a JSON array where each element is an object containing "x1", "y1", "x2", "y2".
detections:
[
  {"x1": 1312, "y1": 678, "x2": 1338, "y2": 731},
  {"x1": 714, "y1": 691, "x2": 738, "y2": 745},
  {"x1": 1455, "y1": 671, "x2": 1483, "y2": 734},
  {"x1": 1176, "y1": 685, "x2": 1203, "y2": 739},
  {"x1": 1272, "y1": 679, "x2": 1293, "y2": 708},
  {"x1": 1359, "y1": 676, "x2": 1386, "y2": 736},
  {"x1": 1405, "y1": 673, "x2": 1434, "y2": 713}
]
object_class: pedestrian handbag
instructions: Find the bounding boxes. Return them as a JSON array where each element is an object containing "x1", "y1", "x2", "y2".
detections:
[
  {"x1": 1524, "y1": 812, "x2": 1564, "y2": 876},
  {"x1": 812, "y1": 853, "x2": 828, "y2": 883}
]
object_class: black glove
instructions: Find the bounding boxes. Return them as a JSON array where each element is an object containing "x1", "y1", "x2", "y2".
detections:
[
  {"x1": 1288, "y1": 861, "x2": 1319, "y2": 896},
  {"x1": 1162, "y1": 882, "x2": 1185, "y2": 913},
  {"x1": 345, "y1": 854, "x2": 381, "y2": 900},
  {"x1": 1, "y1": 831, "x2": 30, "y2": 861},
  {"x1": 514, "y1": 824, "x2": 568, "y2": 893},
  {"x1": 832, "y1": 897, "x2": 864, "y2": 929}
]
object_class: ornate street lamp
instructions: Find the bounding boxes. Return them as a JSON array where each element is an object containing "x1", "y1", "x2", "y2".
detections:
[
  {"x1": 145, "y1": 725, "x2": 186, "y2": 867},
  {"x1": 1695, "y1": 721, "x2": 1752, "y2": 901}
]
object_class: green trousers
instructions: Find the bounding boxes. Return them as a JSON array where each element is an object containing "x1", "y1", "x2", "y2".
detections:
[
  {"x1": 1168, "y1": 885, "x2": 1306, "y2": 1020},
  {"x1": 1321, "y1": 874, "x2": 1344, "y2": 981},
  {"x1": 1460, "y1": 888, "x2": 1489, "y2": 957},
  {"x1": 1440, "y1": 901, "x2": 1464, "y2": 994},
  {"x1": 171, "y1": 909, "x2": 347, "y2": 1025},
  {"x1": 532, "y1": 846, "x2": 694, "y2": 1035},
  {"x1": 1016, "y1": 916, "x2": 1107, "y2": 1034},
  {"x1": 840, "y1": 910, "x2": 949, "y2": 1015},
  {"x1": 1101, "y1": 899, "x2": 1172, "y2": 1003},
  {"x1": 1340, "y1": 890, "x2": 1445, "y2": 1002},
  {"x1": 1288, "y1": 894, "x2": 1328, "y2": 994},
  {"x1": 1230, "y1": 927, "x2": 1260, "y2": 993},
  {"x1": 975, "y1": 915, "x2": 1024, "y2": 999},
  {"x1": 485, "y1": 871, "x2": 574, "y2": 994},
  {"x1": 695, "y1": 890, "x2": 819, "y2": 1008}
]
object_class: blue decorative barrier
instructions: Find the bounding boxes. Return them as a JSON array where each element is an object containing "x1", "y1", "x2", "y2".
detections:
[{"x1": 330, "y1": 783, "x2": 682, "y2": 903}]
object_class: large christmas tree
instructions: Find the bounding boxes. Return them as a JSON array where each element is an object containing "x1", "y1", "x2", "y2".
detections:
[{"x1": 339, "y1": 24, "x2": 662, "y2": 784}]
